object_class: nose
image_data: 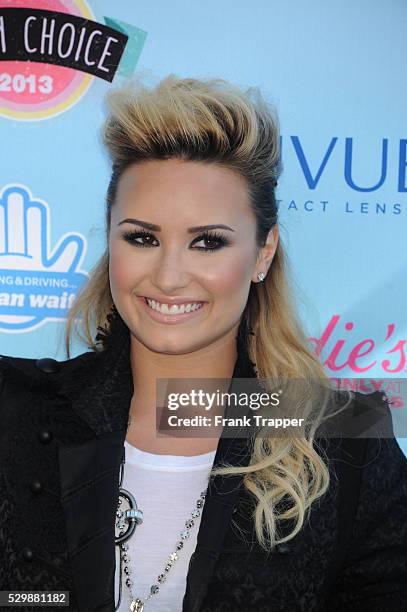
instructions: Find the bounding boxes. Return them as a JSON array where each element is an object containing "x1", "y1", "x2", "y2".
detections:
[{"x1": 151, "y1": 249, "x2": 192, "y2": 295}]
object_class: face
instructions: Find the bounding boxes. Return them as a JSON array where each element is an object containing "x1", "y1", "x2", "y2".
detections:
[{"x1": 108, "y1": 158, "x2": 278, "y2": 355}]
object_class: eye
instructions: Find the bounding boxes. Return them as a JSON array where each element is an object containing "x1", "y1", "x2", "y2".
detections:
[
  {"x1": 191, "y1": 231, "x2": 230, "y2": 252},
  {"x1": 121, "y1": 229, "x2": 230, "y2": 252},
  {"x1": 122, "y1": 229, "x2": 158, "y2": 248}
]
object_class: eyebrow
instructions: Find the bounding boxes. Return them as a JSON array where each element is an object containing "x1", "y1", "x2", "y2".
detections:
[{"x1": 117, "y1": 218, "x2": 235, "y2": 233}]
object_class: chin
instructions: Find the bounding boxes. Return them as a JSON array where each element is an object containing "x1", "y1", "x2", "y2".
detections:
[
  {"x1": 136, "y1": 333, "x2": 207, "y2": 355},
  {"x1": 150, "y1": 340, "x2": 203, "y2": 355}
]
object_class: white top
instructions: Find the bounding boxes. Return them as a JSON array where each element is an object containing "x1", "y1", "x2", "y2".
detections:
[{"x1": 115, "y1": 440, "x2": 217, "y2": 611}]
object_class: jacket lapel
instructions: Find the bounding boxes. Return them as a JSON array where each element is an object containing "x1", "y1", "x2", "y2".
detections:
[
  {"x1": 58, "y1": 430, "x2": 126, "y2": 611},
  {"x1": 56, "y1": 316, "x2": 259, "y2": 612},
  {"x1": 181, "y1": 344, "x2": 258, "y2": 611},
  {"x1": 57, "y1": 319, "x2": 133, "y2": 611}
]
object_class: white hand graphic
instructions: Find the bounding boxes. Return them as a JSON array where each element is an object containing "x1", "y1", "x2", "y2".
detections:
[
  {"x1": 0, "y1": 184, "x2": 88, "y2": 331},
  {"x1": 0, "y1": 185, "x2": 86, "y2": 271}
]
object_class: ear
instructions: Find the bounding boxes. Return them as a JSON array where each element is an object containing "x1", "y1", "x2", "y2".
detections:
[{"x1": 252, "y1": 225, "x2": 279, "y2": 283}]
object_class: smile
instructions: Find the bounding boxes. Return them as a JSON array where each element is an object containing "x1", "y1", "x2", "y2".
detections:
[
  {"x1": 146, "y1": 298, "x2": 204, "y2": 314},
  {"x1": 137, "y1": 296, "x2": 207, "y2": 324}
]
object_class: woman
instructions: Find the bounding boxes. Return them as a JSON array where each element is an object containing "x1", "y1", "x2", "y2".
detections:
[{"x1": 0, "y1": 74, "x2": 406, "y2": 612}]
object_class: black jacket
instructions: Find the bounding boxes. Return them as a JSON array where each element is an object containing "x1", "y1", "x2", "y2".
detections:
[{"x1": 1, "y1": 321, "x2": 407, "y2": 612}]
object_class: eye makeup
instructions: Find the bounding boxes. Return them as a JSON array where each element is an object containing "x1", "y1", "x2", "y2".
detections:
[{"x1": 120, "y1": 229, "x2": 231, "y2": 252}]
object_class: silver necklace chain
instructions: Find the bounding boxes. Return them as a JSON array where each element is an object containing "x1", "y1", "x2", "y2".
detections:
[{"x1": 114, "y1": 445, "x2": 208, "y2": 612}]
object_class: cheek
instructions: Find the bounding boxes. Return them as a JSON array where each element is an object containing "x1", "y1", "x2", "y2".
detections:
[
  {"x1": 204, "y1": 251, "x2": 253, "y2": 297},
  {"x1": 109, "y1": 245, "x2": 136, "y2": 289}
]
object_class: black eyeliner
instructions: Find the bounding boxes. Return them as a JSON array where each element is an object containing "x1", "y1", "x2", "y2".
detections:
[{"x1": 120, "y1": 229, "x2": 231, "y2": 252}]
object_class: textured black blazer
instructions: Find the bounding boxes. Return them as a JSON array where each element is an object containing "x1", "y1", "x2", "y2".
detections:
[{"x1": 1, "y1": 320, "x2": 407, "y2": 612}]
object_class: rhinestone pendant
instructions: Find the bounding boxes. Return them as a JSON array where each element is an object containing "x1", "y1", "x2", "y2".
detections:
[{"x1": 130, "y1": 599, "x2": 144, "y2": 612}]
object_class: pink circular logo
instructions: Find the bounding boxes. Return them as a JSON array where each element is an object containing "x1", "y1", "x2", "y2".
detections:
[{"x1": 0, "y1": 0, "x2": 94, "y2": 120}]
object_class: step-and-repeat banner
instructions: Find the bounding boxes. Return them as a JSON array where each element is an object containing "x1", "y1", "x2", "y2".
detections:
[{"x1": 0, "y1": 0, "x2": 405, "y2": 452}]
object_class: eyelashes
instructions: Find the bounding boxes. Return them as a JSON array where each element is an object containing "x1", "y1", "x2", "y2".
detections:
[{"x1": 121, "y1": 229, "x2": 231, "y2": 252}]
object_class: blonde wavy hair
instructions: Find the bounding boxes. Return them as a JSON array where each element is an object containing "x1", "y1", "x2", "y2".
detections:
[{"x1": 64, "y1": 74, "x2": 348, "y2": 552}]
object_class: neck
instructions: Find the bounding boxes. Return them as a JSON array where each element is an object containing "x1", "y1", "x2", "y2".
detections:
[{"x1": 126, "y1": 328, "x2": 239, "y2": 454}]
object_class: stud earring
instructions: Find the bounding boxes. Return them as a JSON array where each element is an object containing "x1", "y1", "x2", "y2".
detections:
[{"x1": 257, "y1": 272, "x2": 265, "y2": 282}]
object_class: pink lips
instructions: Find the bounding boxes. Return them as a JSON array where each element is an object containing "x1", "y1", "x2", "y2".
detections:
[{"x1": 137, "y1": 296, "x2": 207, "y2": 325}]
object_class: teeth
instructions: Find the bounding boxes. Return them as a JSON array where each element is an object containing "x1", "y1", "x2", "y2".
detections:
[{"x1": 146, "y1": 299, "x2": 203, "y2": 315}]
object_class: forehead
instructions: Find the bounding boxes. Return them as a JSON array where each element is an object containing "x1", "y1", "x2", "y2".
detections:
[{"x1": 113, "y1": 158, "x2": 253, "y2": 223}]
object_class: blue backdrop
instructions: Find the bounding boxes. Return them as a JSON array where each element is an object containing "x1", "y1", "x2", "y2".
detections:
[{"x1": 0, "y1": 0, "x2": 405, "y2": 454}]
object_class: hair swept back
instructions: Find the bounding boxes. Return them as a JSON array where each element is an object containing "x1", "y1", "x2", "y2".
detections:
[{"x1": 64, "y1": 73, "x2": 346, "y2": 552}]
